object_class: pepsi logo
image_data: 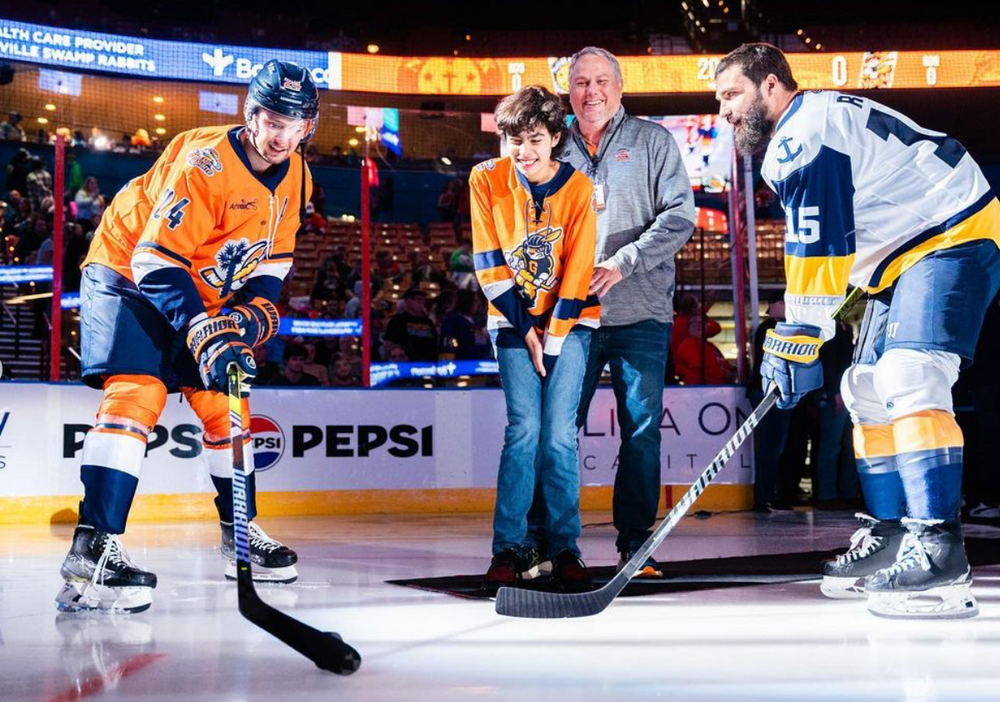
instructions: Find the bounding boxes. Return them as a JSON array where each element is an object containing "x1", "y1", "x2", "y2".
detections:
[{"x1": 250, "y1": 414, "x2": 284, "y2": 471}]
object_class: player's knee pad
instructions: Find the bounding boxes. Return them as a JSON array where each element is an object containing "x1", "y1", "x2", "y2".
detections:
[
  {"x1": 872, "y1": 348, "x2": 960, "y2": 421},
  {"x1": 97, "y1": 374, "x2": 168, "y2": 430},
  {"x1": 182, "y1": 388, "x2": 252, "y2": 479},
  {"x1": 840, "y1": 363, "x2": 887, "y2": 425}
]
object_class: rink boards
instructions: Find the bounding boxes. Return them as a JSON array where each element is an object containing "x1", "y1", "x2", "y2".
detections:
[{"x1": 0, "y1": 383, "x2": 754, "y2": 523}]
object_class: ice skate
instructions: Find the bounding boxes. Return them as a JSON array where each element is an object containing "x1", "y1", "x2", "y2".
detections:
[
  {"x1": 820, "y1": 513, "x2": 907, "y2": 599},
  {"x1": 56, "y1": 525, "x2": 157, "y2": 614},
  {"x1": 865, "y1": 518, "x2": 978, "y2": 620},
  {"x1": 221, "y1": 521, "x2": 299, "y2": 584}
]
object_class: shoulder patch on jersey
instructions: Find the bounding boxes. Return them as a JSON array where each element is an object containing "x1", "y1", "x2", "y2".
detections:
[
  {"x1": 198, "y1": 238, "x2": 268, "y2": 298},
  {"x1": 775, "y1": 136, "x2": 803, "y2": 164},
  {"x1": 474, "y1": 159, "x2": 497, "y2": 172},
  {"x1": 187, "y1": 147, "x2": 224, "y2": 177}
]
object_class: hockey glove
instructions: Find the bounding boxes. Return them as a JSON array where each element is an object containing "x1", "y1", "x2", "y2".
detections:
[
  {"x1": 229, "y1": 297, "x2": 280, "y2": 348},
  {"x1": 186, "y1": 314, "x2": 257, "y2": 396},
  {"x1": 761, "y1": 322, "x2": 823, "y2": 409}
]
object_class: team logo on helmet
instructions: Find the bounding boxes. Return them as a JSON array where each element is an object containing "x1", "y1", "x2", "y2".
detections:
[
  {"x1": 282, "y1": 77, "x2": 302, "y2": 92},
  {"x1": 199, "y1": 238, "x2": 269, "y2": 298},
  {"x1": 250, "y1": 415, "x2": 285, "y2": 471}
]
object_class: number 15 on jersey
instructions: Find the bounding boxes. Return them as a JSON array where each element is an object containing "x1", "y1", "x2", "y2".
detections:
[{"x1": 785, "y1": 205, "x2": 821, "y2": 245}]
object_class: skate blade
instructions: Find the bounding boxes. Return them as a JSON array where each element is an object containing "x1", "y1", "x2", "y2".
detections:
[
  {"x1": 225, "y1": 561, "x2": 298, "y2": 584},
  {"x1": 867, "y1": 584, "x2": 979, "y2": 620},
  {"x1": 820, "y1": 575, "x2": 867, "y2": 600},
  {"x1": 55, "y1": 581, "x2": 152, "y2": 614}
]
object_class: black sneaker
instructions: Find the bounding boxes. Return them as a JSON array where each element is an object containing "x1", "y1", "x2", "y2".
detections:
[
  {"x1": 486, "y1": 549, "x2": 522, "y2": 586},
  {"x1": 551, "y1": 550, "x2": 592, "y2": 589}
]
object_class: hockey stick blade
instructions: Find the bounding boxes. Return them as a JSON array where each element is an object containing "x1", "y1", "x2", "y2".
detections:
[
  {"x1": 228, "y1": 365, "x2": 361, "y2": 674},
  {"x1": 495, "y1": 388, "x2": 779, "y2": 618}
]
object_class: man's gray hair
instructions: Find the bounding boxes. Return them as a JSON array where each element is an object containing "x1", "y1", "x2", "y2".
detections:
[{"x1": 569, "y1": 47, "x2": 623, "y2": 86}]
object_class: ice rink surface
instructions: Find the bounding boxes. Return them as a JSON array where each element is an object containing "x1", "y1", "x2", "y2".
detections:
[{"x1": 2, "y1": 510, "x2": 999, "y2": 702}]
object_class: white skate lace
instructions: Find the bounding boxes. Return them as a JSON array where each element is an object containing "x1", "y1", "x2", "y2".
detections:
[
  {"x1": 248, "y1": 522, "x2": 283, "y2": 554},
  {"x1": 835, "y1": 514, "x2": 881, "y2": 566},
  {"x1": 880, "y1": 532, "x2": 931, "y2": 578},
  {"x1": 83, "y1": 534, "x2": 135, "y2": 598}
]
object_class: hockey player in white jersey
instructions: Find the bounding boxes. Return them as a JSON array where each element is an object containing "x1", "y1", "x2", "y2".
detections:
[{"x1": 715, "y1": 43, "x2": 1000, "y2": 619}]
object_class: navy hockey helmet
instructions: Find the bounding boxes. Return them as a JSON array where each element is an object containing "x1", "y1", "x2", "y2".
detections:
[{"x1": 244, "y1": 59, "x2": 320, "y2": 140}]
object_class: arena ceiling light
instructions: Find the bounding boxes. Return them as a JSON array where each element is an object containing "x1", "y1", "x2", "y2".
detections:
[
  {"x1": 154, "y1": 114, "x2": 165, "y2": 121},
  {"x1": 152, "y1": 96, "x2": 164, "y2": 103},
  {"x1": 37, "y1": 116, "x2": 48, "y2": 124},
  {"x1": 367, "y1": 44, "x2": 379, "y2": 54},
  {"x1": 348, "y1": 137, "x2": 359, "y2": 147},
  {"x1": 44, "y1": 103, "x2": 56, "y2": 111},
  {"x1": 155, "y1": 127, "x2": 166, "y2": 135}
]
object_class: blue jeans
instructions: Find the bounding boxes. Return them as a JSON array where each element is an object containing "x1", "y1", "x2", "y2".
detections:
[
  {"x1": 491, "y1": 327, "x2": 592, "y2": 557},
  {"x1": 536, "y1": 319, "x2": 670, "y2": 554}
]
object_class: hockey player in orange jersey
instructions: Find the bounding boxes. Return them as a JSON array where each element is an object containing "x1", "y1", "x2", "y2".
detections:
[{"x1": 56, "y1": 60, "x2": 318, "y2": 614}]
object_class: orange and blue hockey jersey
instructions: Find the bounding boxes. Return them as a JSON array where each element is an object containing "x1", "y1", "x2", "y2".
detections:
[
  {"x1": 470, "y1": 156, "x2": 600, "y2": 358},
  {"x1": 83, "y1": 125, "x2": 311, "y2": 330}
]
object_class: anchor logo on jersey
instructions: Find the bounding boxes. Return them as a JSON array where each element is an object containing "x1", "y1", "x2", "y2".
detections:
[
  {"x1": 199, "y1": 238, "x2": 269, "y2": 298},
  {"x1": 776, "y1": 136, "x2": 803, "y2": 164}
]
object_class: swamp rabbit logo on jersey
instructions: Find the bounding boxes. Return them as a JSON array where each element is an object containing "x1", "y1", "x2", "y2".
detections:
[
  {"x1": 199, "y1": 238, "x2": 268, "y2": 298},
  {"x1": 506, "y1": 226, "x2": 562, "y2": 305}
]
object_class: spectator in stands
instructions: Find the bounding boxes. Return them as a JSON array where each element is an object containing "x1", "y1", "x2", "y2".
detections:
[
  {"x1": 440, "y1": 289, "x2": 490, "y2": 360},
  {"x1": 449, "y1": 238, "x2": 477, "y2": 290},
  {"x1": 271, "y1": 343, "x2": 322, "y2": 387},
  {"x1": 384, "y1": 288, "x2": 438, "y2": 362},
  {"x1": 542, "y1": 46, "x2": 695, "y2": 573},
  {"x1": 4, "y1": 192, "x2": 28, "y2": 230},
  {"x1": 14, "y1": 217, "x2": 48, "y2": 264},
  {"x1": 25, "y1": 158, "x2": 52, "y2": 214},
  {"x1": 5, "y1": 148, "x2": 32, "y2": 197},
  {"x1": 429, "y1": 290, "x2": 456, "y2": 330},
  {"x1": 675, "y1": 314, "x2": 733, "y2": 385},
  {"x1": 74, "y1": 176, "x2": 105, "y2": 223},
  {"x1": 411, "y1": 250, "x2": 448, "y2": 288},
  {"x1": 300, "y1": 339, "x2": 330, "y2": 385},
  {"x1": 344, "y1": 280, "x2": 364, "y2": 318},
  {"x1": 252, "y1": 344, "x2": 282, "y2": 386},
  {"x1": 66, "y1": 151, "x2": 83, "y2": 196},
  {"x1": 302, "y1": 201, "x2": 325, "y2": 232},
  {"x1": 437, "y1": 179, "x2": 458, "y2": 222},
  {"x1": 330, "y1": 357, "x2": 360, "y2": 387},
  {"x1": 0, "y1": 112, "x2": 25, "y2": 142}
]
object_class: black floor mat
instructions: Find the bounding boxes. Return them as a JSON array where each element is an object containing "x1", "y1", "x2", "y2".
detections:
[{"x1": 386, "y1": 537, "x2": 1000, "y2": 600}]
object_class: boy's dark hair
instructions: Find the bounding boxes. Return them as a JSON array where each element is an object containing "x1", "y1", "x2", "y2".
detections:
[
  {"x1": 494, "y1": 86, "x2": 567, "y2": 157},
  {"x1": 715, "y1": 43, "x2": 798, "y2": 92},
  {"x1": 284, "y1": 343, "x2": 308, "y2": 362}
]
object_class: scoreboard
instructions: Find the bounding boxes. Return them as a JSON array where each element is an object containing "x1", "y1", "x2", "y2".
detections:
[{"x1": 342, "y1": 50, "x2": 1000, "y2": 95}]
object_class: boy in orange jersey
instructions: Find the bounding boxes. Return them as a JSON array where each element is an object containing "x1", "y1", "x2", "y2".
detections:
[
  {"x1": 56, "y1": 60, "x2": 317, "y2": 614},
  {"x1": 471, "y1": 86, "x2": 600, "y2": 589}
]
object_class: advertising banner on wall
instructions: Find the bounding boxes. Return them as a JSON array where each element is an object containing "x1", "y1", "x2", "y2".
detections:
[
  {"x1": 0, "y1": 384, "x2": 753, "y2": 498},
  {"x1": 0, "y1": 18, "x2": 339, "y2": 88}
]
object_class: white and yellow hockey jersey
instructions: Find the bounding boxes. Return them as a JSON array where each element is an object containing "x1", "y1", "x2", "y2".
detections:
[{"x1": 762, "y1": 91, "x2": 1000, "y2": 340}]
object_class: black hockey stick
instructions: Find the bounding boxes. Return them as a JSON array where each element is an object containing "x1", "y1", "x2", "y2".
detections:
[
  {"x1": 495, "y1": 387, "x2": 778, "y2": 618},
  {"x1": 228, "y1": 365, "x2": 361, "y2": 674},
  {"x1": 495, "y1": 287, "x2": 866, "y2": 618}
]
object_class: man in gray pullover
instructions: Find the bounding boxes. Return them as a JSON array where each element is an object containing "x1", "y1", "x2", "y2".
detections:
[{"x1": 537, "y1": 46, "x2": 696, "y2": 575}]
